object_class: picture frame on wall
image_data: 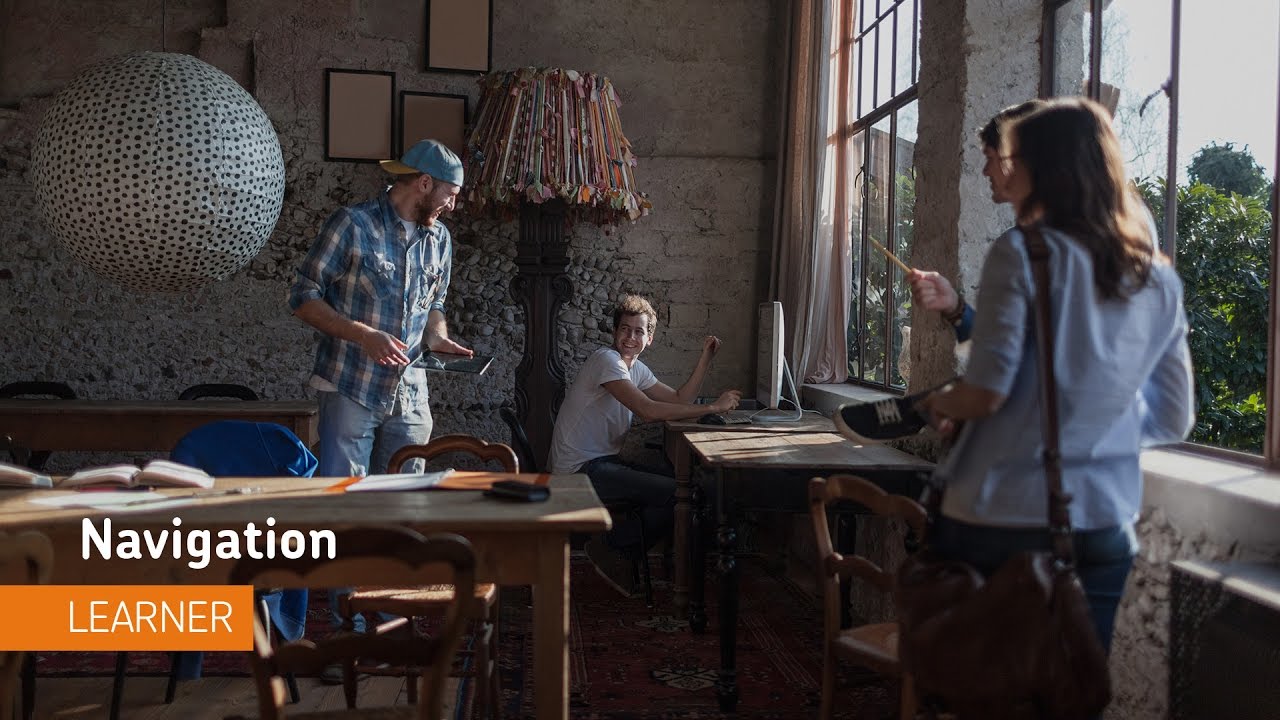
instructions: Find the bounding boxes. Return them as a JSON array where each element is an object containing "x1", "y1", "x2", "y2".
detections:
[
  {"x1": 324, "y1": 69, "x2": 395, "y2": 162},
  {"x1": 400, "y1": 91, "x2": 469, "y2": 158},
  {"x1": 426, "y1": 0, "x2": 492, "y2": 73}
]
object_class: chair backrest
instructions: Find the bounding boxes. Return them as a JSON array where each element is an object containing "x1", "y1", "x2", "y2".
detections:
[
  {"x1": 170, "y1": 421, "x2": 318, "y2": 478},
  {"x1": 498, "y1": 406, "x2": 539, "y2": 473},
  {"x1": 229, "y1": 528, "x2": 476, "y2": 720},
  {"x1": 387, "y1": 434, "x2": 520, "y2": 474},
  {"x1": 0, "y1": 531, "x2": 54, "y2": 715},
  {"x1": 808, "y1": 475, "x2": 926, "y2": 623},
  {"x1": 0, "y1": 382, "x2": 76, "y2": 401},
  {"x1": 178, "y1": 383, "x2": 260, "y2": 401},
  {"x1": 0, "y1": 382, "x2": 77, "y2": 470}
]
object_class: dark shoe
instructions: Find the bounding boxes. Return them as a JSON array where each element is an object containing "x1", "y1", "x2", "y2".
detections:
[
  {"x1": 834, "y1": 393, "x2": 928, "y2": 444},
  {"x1": 319, "y1": 661, "x2": 344, "y2": 685},
  {"x1": 584, "y1": 537, "x2": 638, "y2": 599}
]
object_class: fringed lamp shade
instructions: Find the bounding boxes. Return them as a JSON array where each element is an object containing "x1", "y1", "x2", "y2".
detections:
[
  {"x1": 463, "y1": 67, "x2": 650, "y2": 224},
  {"x1": 30, "y1": 52, "x2": 285, "y2": 292}
]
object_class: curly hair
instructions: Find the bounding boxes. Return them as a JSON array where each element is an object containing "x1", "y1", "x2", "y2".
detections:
[{"x1": 612, "y1": 295, "x2": 658, "y2": 336}]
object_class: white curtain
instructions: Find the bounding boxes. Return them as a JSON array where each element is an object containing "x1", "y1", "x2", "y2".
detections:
[{"x1": 771, "y1": 0, "x2": 850, "y2": 384}]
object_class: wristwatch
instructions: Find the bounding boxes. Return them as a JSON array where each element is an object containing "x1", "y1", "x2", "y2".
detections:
[{"x1": 942, "y1": 293, "x2": 966, "y2": 326}]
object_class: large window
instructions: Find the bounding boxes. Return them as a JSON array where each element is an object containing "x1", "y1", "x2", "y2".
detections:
[
  {"x1": 843, "y1": 0, "x2": 920, "y2": 390},
  {"x1": 1045, "y1": 0, "x2": 1280, "y2": 461}
]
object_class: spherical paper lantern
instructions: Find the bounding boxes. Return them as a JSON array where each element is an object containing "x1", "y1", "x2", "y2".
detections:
[{"x1": 31, "y1": 52, "x2": 285, "y2": 292}]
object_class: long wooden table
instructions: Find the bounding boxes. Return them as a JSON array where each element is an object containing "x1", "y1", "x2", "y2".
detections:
[
  {"x1": 0, "y1": 399, "x2": 319, "y2": 452},
  {"x1": 0, "y1": 473, "x2": 610, "y2": 720},
  {"x1": 670, "y1": 427, "x2": 933, "y2": 712},
  {"x1": 663, "y1": 414, "x2": 836, "y2": 613}
]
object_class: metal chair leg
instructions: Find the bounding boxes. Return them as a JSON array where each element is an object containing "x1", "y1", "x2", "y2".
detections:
[
  {"x1": 636, "y1": 511, "x2": 653, "y2": 607},
  {"x1": 109, "y1": 651, "x2": 128, "y2": 720},
  {"x1": 20, "y1": 653, "x2": 34, "y2": 720}
]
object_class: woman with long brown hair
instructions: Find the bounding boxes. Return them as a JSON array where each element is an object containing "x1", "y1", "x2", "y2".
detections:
[{"x1": 920, "y1": 97, "x2": 1193, "y2": 654}]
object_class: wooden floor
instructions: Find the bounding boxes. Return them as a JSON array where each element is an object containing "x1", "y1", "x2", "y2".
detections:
[{"x1": 25, "y1": 674, "x2": 465, "y2": 719}]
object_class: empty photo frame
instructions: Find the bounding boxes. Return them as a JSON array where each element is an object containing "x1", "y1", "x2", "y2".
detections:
[
  {"x1": 426, "y1": 0, "x2": 492, "y2": 73},
  {"x1": 325, "y1": 69, "x2": 395, "y2": 162},
  {"x1": 400, "y1": 91, "x2": 469, "y2": 158}
]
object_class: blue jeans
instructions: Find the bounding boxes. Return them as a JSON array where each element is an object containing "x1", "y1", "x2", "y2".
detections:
[
  {"x1": 929, "y1": 515, "x2": 1137, "y2": 652},
  {"x1": 317, "y1": 386, "x2": 433, "y2": 477},
  {"x1": 579, "y1": 455, "x2": 679, "y2": 551},
  {"x1": 318, "y1": 387, "x2": 433, "y2": 631}
]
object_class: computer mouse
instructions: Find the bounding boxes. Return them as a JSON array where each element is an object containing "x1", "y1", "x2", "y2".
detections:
[
  {"x1": 697, "y1": 413, "x2": 727, "y2": 426},
  {"x1": 421, "y1": 354, "x2": 446, "y2": 370}
]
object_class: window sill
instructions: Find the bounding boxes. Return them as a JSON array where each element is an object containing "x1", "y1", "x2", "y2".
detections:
[
  {"x1": 800, "y1": 382, "x2": 897, "y2": 417},
  {"x1": 1141, "y1": 446, "x2": 1280, "y2": 552}
]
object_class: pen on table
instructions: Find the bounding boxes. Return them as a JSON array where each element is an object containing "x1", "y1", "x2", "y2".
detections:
[{"x1": 118, "y1": 487, "x2": 264, "y2": 507}]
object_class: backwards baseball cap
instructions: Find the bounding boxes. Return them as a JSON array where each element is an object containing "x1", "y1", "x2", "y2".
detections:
[{"x1": 380, "y1": 139, "x2": 464, "y2": 186}]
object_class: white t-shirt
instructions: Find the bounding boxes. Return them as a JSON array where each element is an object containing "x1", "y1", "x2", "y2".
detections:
[{"x1": 548, "y1": 347, "x2": 658, "y2": 474}]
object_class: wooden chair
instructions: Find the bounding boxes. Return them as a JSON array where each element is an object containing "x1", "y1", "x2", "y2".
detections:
[
  {"x1": 178, "y1": 383, "x2": 260, "y2": 401},
  {"x1": 809, "y1": 475, "x2": 926, "y2": 720},
  {"x1": 228, "y1": 527, "x2": 476, "y2": 719},
  {"x1": 0, "y1": 531, "x2": 53, "y2": 720},
  {"x1": 0, "y1": 383, "x2": 73, "y2": 720},
  {"x1": 341, "y1": 435, "x2": 517, "y2": 718},
  {"x1": 0, "y1": 382, "x2": 76, "y2": 471}
]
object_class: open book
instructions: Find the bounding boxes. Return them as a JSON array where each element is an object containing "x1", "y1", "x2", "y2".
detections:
[
  {"x1": 0, "y1": 461, "x2": 53, "y2": 489},
  {"x1": 62, "y1": 460, "x2": 215, "y2": 489}
]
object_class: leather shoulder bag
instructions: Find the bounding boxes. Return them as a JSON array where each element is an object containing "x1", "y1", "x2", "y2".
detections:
[{"x1": 895, "y1": 225, "x2": 1112, "y2": 719}]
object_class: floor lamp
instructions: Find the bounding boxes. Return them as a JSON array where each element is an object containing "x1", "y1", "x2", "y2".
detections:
[{"x1": 464, "y1": 67, "x2": 650, "y2": 465}]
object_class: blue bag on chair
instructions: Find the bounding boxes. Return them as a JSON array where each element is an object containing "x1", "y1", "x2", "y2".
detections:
[{"x1": 168, "y1": 421, "x2": 318, "y2": 679}]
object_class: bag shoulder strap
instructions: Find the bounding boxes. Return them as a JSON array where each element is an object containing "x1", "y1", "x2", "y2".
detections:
[{"x1": 1022, "y1": 224, "x2": 1076, "y2": 566}]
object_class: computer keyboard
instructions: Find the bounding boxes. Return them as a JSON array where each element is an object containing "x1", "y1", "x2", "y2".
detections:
[{"x1": 718, "y1": 410, "x2": 755, "y2": 424}]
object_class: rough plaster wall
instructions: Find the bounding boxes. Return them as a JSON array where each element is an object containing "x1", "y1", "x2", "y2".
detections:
[
  {"x1": 497, "y1": 0, "x2": 780, "y2": 391},
  {"x1": 908, "y1": 0, "x2": 1039, "y2": 395},
  {"x1": 0, "y1": 0, "x2": 780, "y2": 469}
]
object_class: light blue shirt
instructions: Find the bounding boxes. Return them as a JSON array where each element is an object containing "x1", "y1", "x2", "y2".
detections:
[{"x1": 937, "y1": 226, "x2": 1194, "y2": 530}]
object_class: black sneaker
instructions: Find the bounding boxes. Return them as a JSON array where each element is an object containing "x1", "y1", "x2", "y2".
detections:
[
  {"x1": 834, "y1": 392, "x2": 928, "y2": 444},
  {"x1": 584, "y1": 537, "x2": 638, "y2": 599}
]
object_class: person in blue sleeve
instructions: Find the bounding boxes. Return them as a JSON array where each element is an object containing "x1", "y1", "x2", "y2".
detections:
[{"x1": 919, "y1": 98, "x2": 1194, "y2": 663}]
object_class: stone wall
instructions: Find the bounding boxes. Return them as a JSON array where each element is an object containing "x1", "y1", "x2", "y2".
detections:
[{"x1": 0, "y1": 0, "x2": 781, "y2": 467}]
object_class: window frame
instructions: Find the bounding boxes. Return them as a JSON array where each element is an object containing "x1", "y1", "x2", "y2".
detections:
[
  {"x1": 1042, "y1": 0, "x2": 1280, "y2": 468},
  {"x1": 842, "y1": 0, "x2": 921, "y2": 392}
]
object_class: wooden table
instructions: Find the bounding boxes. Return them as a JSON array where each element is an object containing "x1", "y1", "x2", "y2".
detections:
[
  {"x1": 0, "y1": 399, "x2": 319, "y2": 452},
  {"x1": 663, "y1": 414, "x2": 835, "y2": 613},
  {"x1": 672, "y1": 428, "x2": 932, "y2": 712},
  {"x1": 0, "y1": 473, "x2": 609, "y2": 720}
]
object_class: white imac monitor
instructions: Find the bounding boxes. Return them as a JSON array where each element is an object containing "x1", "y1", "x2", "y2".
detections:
[
  {"x1": 754, "y1": 301, "x2": 801, "y2": 423},
  {"x1": 757, "y1": 301, "x2": 785, "y2": 409}
]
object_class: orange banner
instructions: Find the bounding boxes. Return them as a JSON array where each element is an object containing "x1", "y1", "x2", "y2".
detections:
[{"x1": 0, "y1": 585, "x2": 255, "y2": 651}]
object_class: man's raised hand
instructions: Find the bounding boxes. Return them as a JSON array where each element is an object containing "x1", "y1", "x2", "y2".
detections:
[
  {"x1": 703, "y1": 335, "x2": 722, "y2": 356},
  {"x1": 907, "y1": 269, "x2": 960, "y2": 313}
]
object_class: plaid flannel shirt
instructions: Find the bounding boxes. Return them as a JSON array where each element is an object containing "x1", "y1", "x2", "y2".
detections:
[{"x1": 288, "y1": 191, "x2": 452, "y2": 412}]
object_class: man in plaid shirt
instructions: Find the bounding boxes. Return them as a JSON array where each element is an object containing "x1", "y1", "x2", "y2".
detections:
[{"x1": 289, "y1": 139, "x2": 471, "y2": 480}]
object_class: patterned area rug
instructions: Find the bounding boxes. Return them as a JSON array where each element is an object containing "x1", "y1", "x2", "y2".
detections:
[
  {"x1": 34, "y1": 557, "x2": 896, "y2": 719},
  {"x1": 495, "y1": 555, "x2": 897, "y2": 719}
]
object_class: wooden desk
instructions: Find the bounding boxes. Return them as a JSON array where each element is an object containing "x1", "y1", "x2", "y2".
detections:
[
  {"x1": 0, "y1": 473, "x2": 609, "y2": 720},
  {"x1": 675, "y1": 429, "x2": 932, "y2": 712},
  {"x1": 663, "y1": 414, "x2": 834, "y2": 613},
  {"x1": 0, "y1": 399, "x2": 319, "y2": 452}
]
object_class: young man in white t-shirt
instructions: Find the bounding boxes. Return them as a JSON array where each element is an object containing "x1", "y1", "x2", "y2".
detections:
[{"x1": 549, "y1": 294, "x2": 741, "y2": 596}]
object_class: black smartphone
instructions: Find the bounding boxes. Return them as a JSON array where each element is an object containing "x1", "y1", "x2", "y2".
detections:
[{"x1": 483, "y1": 479, "x2": 550, "y2": 502}]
